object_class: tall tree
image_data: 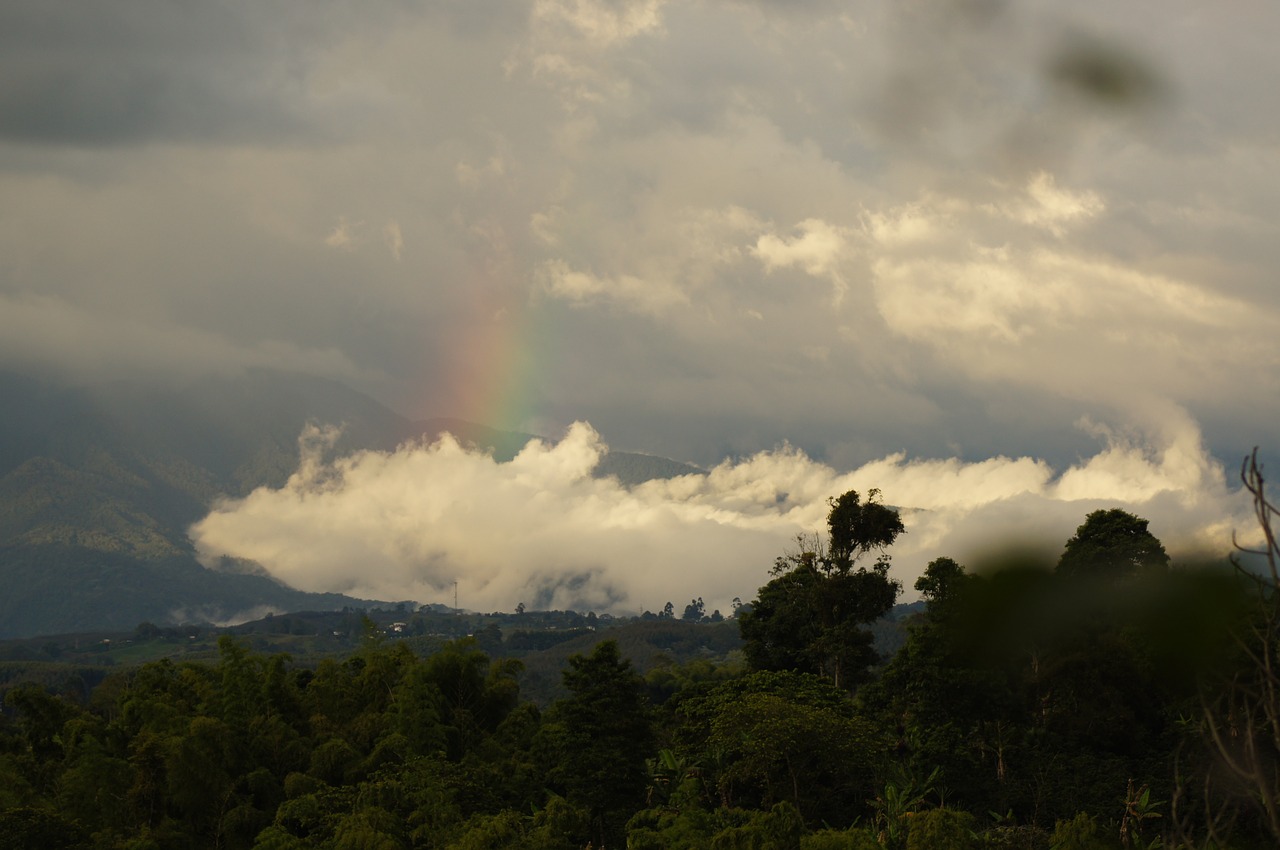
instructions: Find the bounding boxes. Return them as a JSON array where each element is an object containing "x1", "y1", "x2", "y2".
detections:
[
  {"x1": 682, "y1": 598, "x2": 706, "y2": 622},
  {"x1": 827, "y1": 489, "x2": 906, "y2": 572},
  {"x1": 739, "y1": 490, "x2": 903, "y2": 691}
]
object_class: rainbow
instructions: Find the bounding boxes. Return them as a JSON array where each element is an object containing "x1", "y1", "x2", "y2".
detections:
[{"x1": 428, "y1": 271, "x2": 555, "y2": 434}]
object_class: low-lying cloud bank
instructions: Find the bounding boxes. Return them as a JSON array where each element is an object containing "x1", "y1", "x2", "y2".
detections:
[{"x1": 190, "y1": 411, "x2": 1253, "y2": 616}]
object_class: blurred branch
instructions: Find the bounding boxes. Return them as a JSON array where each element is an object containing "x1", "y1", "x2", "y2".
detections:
[{"x1": 1180, "y1": 449, "x2": 1280, "y2": 846}]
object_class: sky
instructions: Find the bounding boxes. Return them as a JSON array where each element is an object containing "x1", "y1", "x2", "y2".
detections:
[{"x1": 4, "y1": 0, "x2": 1280, "y2": 614}]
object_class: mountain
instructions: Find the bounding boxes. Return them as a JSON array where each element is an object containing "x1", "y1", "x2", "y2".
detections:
[{"x1": 0, "y1": 369, "x2": 702, "y2": 638}]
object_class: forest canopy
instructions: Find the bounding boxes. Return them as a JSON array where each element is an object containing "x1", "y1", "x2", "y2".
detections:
[{"x1": 2, "y1": 477, "x2": 1279, "y2": 850}]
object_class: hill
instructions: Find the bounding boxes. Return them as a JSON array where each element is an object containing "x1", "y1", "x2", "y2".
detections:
[{"x1": 0, "y1": 370, "x2": 702, "y2": 638}]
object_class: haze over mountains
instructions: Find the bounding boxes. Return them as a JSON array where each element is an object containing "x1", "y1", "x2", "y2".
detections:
[{"x1": 0, "y1": 369, "x2": 699, "y2": 638}]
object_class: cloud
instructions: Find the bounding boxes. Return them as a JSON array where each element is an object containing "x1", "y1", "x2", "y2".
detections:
[
  {"x1": 536, "y1": 258, "x2": 688, "y2": 314},
  {"x1": 752, "y1": 218, "x2": 852, "y2": 303},
  {"x1": 3, "y1": 0, "x2": 1279, "y2": 492},
  {"x1": 383, "y1": 220, "x2": 404, "y2": 261},
  {"x1": 325, "y1": 217, "x2": 363, "y2": 250},
  {"x1": 532, "y1": 0, "x2": 668, "y2": 49},
  {"x1": 0, "y1": 2, "x2": 313, "y2": 146},
  {"x1": 190, "y1": 409, "x2": 1251, "y2": 616},
  {"x1": 1014, "y1": 172, "x2": 1105, "y2": 234},
  {"x1": 862, "y1": 174, "x2": 1280, "y2": 412},
  {"x1": 534, "y1": 204, "x2": 762, "y2": 316},
  {"x1": 0, "y1": 293, "x2": 382, "y2": 387}
]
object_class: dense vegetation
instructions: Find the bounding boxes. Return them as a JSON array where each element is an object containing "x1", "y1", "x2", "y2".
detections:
[{"x1": 3, "y1": 458, "x2": 1280, "y2": 849}]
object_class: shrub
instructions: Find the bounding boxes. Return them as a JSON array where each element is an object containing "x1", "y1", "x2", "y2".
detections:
[
  {"x1": 1049, "y1": 813, "x2": 1107, "y2": 850},
  {"x1": 801, "y1": 827, "x2": 881, "y2": 850},
  {"x1": 906, "y1": 808, "x2": 979, "y2": 850}
]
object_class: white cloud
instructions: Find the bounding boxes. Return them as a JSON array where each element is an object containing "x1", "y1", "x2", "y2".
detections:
[
  {"x1": 752, "y1": 218, "x2": 853, "y2": 304},
  {"x1": 456, "y1": 155, "x2": 508, "y2": 188},
  {"x1": 1014, "y1": 172, "x2": 1105, "y2": 235},
  {"x1": 191, "y1": 410, "x2": 1250, "y2": 616},
  {"x1": 383, "y1": 220, "x2": 404, "y2": 260},
  {"x1": 535, "y1": 258, "x2": 689, "y2": 314},
  {"x1": 863, "y1": 175, "x2": 1280, "y2": 409},
  {"x1": 325, "y1": 216, "x2": 363, "y2": 250},
  {"x1": 533, "y1": 203, "x2": 763, "y2": 317},
  {"x1": 872, "y1": 248, "x2": 1063, "y2": 344},
  {"x1": 753, "y1": 218, "x2": 847, "y2": 276},
  {"x1": 532, "y1": 0, "x2": 667, "y2": 49}
]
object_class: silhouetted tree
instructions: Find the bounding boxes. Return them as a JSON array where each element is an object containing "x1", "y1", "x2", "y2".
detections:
[
  {"x1": 1056, "y1": 509, "x2": 1169, "y2": 578},
  {"x1": 739, "y1": 490, "x2": 903, "y2": 691},
  {"x1": 682, "y1": 598, "x2": 706, "y2": 622}
]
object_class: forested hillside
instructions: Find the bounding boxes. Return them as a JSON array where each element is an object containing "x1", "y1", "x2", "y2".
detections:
[{"x1": 2, "y1": 463, "x2": 1278, "y2": 850}]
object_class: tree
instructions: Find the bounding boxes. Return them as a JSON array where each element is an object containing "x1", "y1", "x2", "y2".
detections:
[
  {"x1": 914, "y1": 557, "x2": 968, "y2": 609},
  {"x1": 739, "y1": 490, "x2": 903, "y2": 691},
  {"x1": 1056, "y1": 509, "x2": 1169, "y2": 578},
  {"x1": 827, "y1": 489, "x2": 906, "y2": 572},
  {"x1": 536, "y1": 640, "x2": 655, "y2": 848},
  {"x1": 424, "y1": 637, "x2": 522, "y2": 759},
  {"x1": 682, "y1": 598, "x2": 706, "y2": 622},
  {"x1": 705, "y1": 688, "x2": 879, "y2": 822}
]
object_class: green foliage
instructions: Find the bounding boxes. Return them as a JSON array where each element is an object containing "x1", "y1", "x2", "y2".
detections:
[
  {"x1": 826, "y1": 489, "x2": 906, "y2": 572},
  {"x1": 859, "y1": 521, "x2": 1245, "y2": 829},
  {"x1": 739, "y1": 554, "x2": 899, "y2": 691},
  {"x1": 645, "y1": 655, "x2": 746, "y2": 706},
  {"x1": 251, "y1": 825, "x2": 309, "y2": 849},
  {"x1": 979, "y1": 824, "x2": 1051, "y2": 850},
  {"x1": 0, "y1": 496, "x2": 1273, "y2": 850},
  {"x1": 799, "y1": 828, "x2": 880, "y2": 850},
  {"x1": 916, "y1": 557, "x2": 969, "y2": 607},
  {"x1": 645, "y1": 747, "x2": 709, "y2": 810},
  {"x1": 446, "y1": 798, "x2": 589, "y2": 850},
  {"x1": 740, "y1": 490, "x2": 903, "y2": 691},
  {"x1": 1048, "y1": 813, "x2": 1108, "y2": 850},
  {"x1": 872, "y1": 766, "x2": 942, "y2": 850},
  {"x1": 0, "y1": 805, "x2": 88, "y2": 850},
  {"x1": 536, "y1": 640, "x2": 654, "y2": 848},
  {"x1": 708, "y1": 693, "x2": 878, "y2": 824},
  {"x1": 708, "y1": 802, "x2": 805, "y2": 850},
  {"x1": 627, "y1": 805, "x2": 721, "y2": 849},
  {"x1": 451, "y1": 810, "x2": 525, "y2": 850},
  {"x1": 331, "y1": 806, "x2": 407, "y2": 849},
  {"x1": 666, "y1": 669, "x2": 881, "y2": 827},
  {"x1": 906, "y1": 808, "x2": 979, "y2": 850}
]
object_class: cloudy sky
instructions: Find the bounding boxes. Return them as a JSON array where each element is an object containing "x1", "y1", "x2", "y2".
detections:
[{"x1": 5, "y1": 0, "x2": 1279, "y2": 612}]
